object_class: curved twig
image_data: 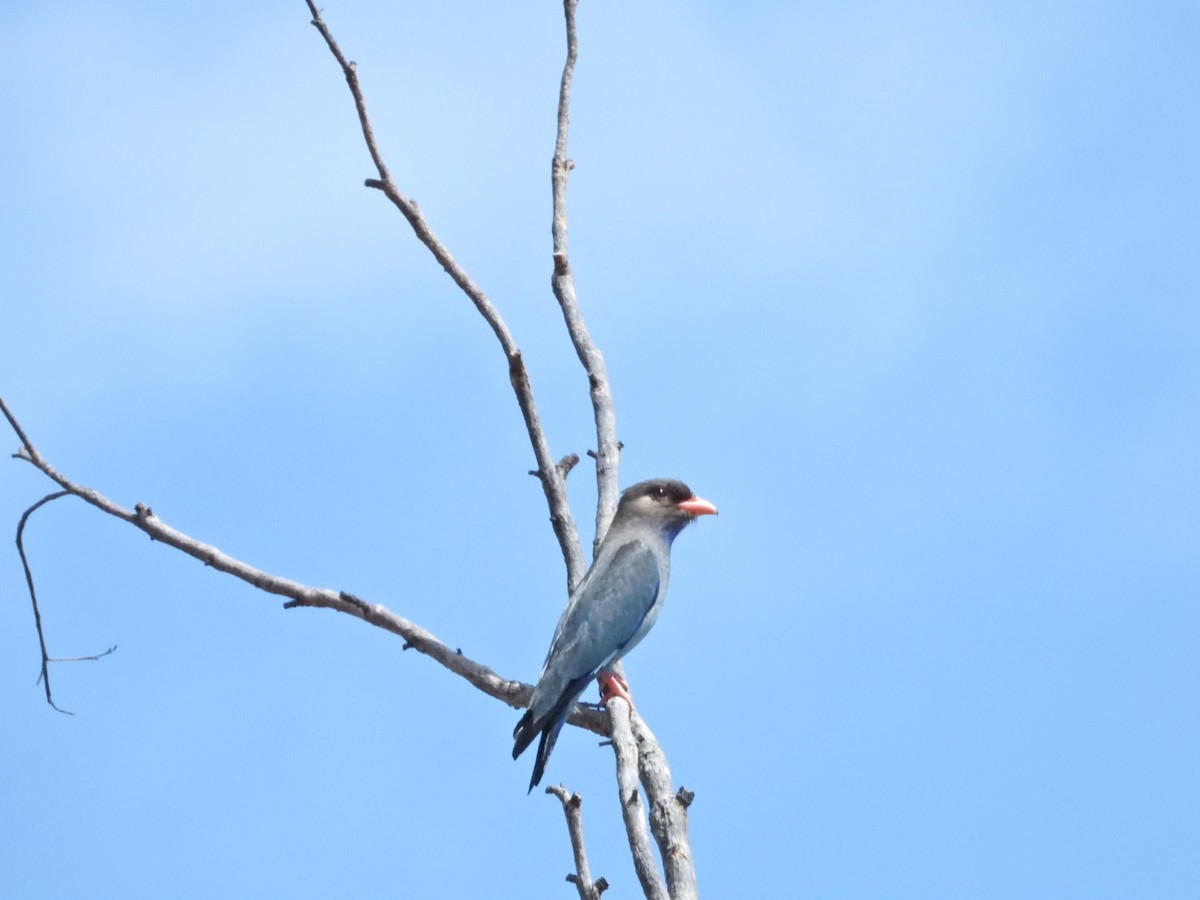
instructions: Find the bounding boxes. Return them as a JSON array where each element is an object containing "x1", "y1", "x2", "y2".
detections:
[
  {"x1": 304, "y1": 0, "x2": 586, "y2": 591},
  {"x1": 16, "y1": 490, "x2": 74, "y2": 713},
  {"x1": 14, "y1": 486, "x2": 121, "y2": 715}
]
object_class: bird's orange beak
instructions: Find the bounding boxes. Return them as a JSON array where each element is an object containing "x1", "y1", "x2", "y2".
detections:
[{"x1": 676, "y1": 495, "x2": 718, "y2": 516}]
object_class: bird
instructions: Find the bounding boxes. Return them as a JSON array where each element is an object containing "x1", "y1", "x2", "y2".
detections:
[{"x1": 513, "y1": 477, "x2": 717, "y2": 791}]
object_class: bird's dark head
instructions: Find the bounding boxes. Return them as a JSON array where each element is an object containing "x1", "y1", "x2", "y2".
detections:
[{"x1": 615, "y1": 478, "x2": 718, "y2": 541}]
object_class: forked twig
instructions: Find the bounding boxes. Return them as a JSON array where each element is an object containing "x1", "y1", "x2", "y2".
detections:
[
  {"x1": 16, "y1": 490, "x2": 74, "y2": 713},
  {"x1": 547, "y1": 785, "x2": 609, "y2": 900}
]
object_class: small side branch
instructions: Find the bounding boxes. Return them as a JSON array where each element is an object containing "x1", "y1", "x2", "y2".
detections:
[
  {"x1": 550, "y1": 0, "x2": 622, "y2": 555},
  {"x1": 304, "y1": 0, "x2": 585, "y2": 590},
  {"x1": 546, "y1": 785, "x2": 609, "y2": 900},
  {"x1": 45, "y1": 646, "x2": 118, "y2": 665}
]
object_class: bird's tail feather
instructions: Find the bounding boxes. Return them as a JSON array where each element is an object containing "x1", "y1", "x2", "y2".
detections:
[
  {"x1": 528, "y1": 717, "x2": 565, "y2": 793},
  {"x1": 512, "y1": 710, "x2": 537, "y2": 760},
  {"x1": 513, "y1": 671, "x2": 595, "y2": 791}
]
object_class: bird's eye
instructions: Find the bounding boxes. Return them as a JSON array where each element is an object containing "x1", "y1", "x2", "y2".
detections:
[{"x1": 652, "y1": 485, "x2": 667, "y2": 498}]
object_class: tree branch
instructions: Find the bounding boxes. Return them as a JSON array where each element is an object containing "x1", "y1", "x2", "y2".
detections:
[
  {"x1": 304, "y1": 0, "x2": 586, "y2": 590},
  {"x1": 548, "y1": 6, "x2": 696, "y2": 897},
  {"x1": 607, "y1": 699, "x2": 669, "y2": 900},
  {"x1": 546, "y1": 785, "x2": 609, "y2": 900},
  {"x1": 0, "y1": 394, "x2": 606, "y2": 737},
  {"x1": 634, "y1": 715, "x2": 699, "y2": 900},
  {"x1": 550, "y1": 0, "x2": 622, "y2": 557},
  {"x1": 17, "y1": 490, "x2": 77, "y2": 714}
]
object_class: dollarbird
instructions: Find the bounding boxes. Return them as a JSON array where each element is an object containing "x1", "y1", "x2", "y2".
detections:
[{"x1": 513, "y1": 478, "x2": 717, "y2": 791}]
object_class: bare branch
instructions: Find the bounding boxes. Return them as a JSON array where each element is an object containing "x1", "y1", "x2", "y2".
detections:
[
  {"x1": 16, "y1": 490, "x2": 76, "y2": 714},
  {"x1": 15, "y1": 484, "x2": 118, "y2": 717},
  {"x1": 558, "y1": 453, "x2": 581, "y2": 480},
  {"x1": 546, "y1": 785, "x2": 609, "y2": 900},
  {"x1": 304, "y1": 0, "x2": 586, "y2": 590},
  {"x1": 45, "y1": 646, "x2": 118, "y2": 665},
  {"x1": 531, "y1": 453, "x2": 582, "y2": 484},
  {"x1": 607, "y1": 699, "x2": 669, "y2": 900},
  {"x1": 633, "y1": 715, "x2": 699, "y2": 900},
  {"x1": 547, "y1": 8, "x2": 696, "y2": 895},
  {"x1": 550, "y1": 0, "x2": 622, "y2": 557},
  {"x1": 1, "y1": 394, "x2": 36, "y2": 455},
  {"x1": 1, "y1": 394, "x2": 606, "y2": 736}
]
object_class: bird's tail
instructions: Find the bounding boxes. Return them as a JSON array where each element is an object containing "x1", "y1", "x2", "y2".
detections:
[
  {"x1": 513, "y1": 709, "x2": 566, "y2": 794},
  {"x1": 512, "y1": 672, "x2": 592, "y2": 792},
  {"x1": 528, "y1": 717, "x2": 565, "y2": 794},
  {"x1": 512, "y1": 710, "x2": 537, "y2": 760}
]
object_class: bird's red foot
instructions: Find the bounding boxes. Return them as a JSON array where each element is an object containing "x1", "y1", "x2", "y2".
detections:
[{"x1": 597, "y1": 671, "x2": 634, "y2": 709}]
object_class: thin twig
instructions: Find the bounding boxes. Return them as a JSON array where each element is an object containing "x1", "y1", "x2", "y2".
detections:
[
  {"x1": 16, "y1": 490, "x2": 74, "y2": 713},
  {"x1": 546, "y1": 786, "x2": 609, "y2": 900},
  {"x1": 45, "y1": 646, "x2": 118, "y2": 665},
  {"x1": 550, "y1": 0, "x2": 622, "y2": 559},
  {"x1": 1, "y1": 394, "x2": 36, "y2": 453},
  {"x1": 607, "y1": 699, "x2": 669, "y2": 900},
  {"x1": 303, "y1": 0, "x2": 586, "y2": 589}
]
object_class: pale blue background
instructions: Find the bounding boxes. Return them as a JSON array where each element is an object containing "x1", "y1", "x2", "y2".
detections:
[{"x1": 2, "y1": 2, "x2": 1197, "y2": 897}]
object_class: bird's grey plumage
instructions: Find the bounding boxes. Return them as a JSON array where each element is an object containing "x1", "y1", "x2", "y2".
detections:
[{"x1": 513, "y1": 478, "x2": 717, "y2": 791}]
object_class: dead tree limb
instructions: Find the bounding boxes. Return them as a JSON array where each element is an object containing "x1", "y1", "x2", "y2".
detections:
[
  {"x1": 550, "y1": 0, "x2": 622, "y2": 556},
  {"x1": 1, "y1": 394, "x2": 607, "y2": 736},
  {"x1": 607, "y1": 698, "x2": 669, "y2": 900},
  {"x1": 303, "y1": 0, "x2": 585, "y2": 592},
  {"x1": 16, "y1": 489, "x2": 75, "y2": 714},
  {"x1": 635, "y1": 715, "x2": 699, "y2": 900},
  {"x1": 543, "y1": 7, "x2": 696, "y2": 895},
  {"x1": 547, "y1": 785, "x2": 609, "y2": 900}
]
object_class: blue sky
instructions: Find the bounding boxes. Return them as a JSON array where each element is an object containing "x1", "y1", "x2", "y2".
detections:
[{"x1": 2, "y1": 2, "x2": 1197, "y2": 897}]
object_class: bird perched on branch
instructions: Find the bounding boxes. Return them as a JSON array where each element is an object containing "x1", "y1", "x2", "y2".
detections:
[{"x1": 513, "y1": 477, "x2": 718, "y2": 791}]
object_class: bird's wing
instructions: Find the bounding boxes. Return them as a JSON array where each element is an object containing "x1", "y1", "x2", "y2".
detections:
[
  {"x1": 542, "y1": 538, "x2": 661, "y2": 681},
  {"x1": 514, "y1": 539, "x2": 660, "y2": 765}
]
